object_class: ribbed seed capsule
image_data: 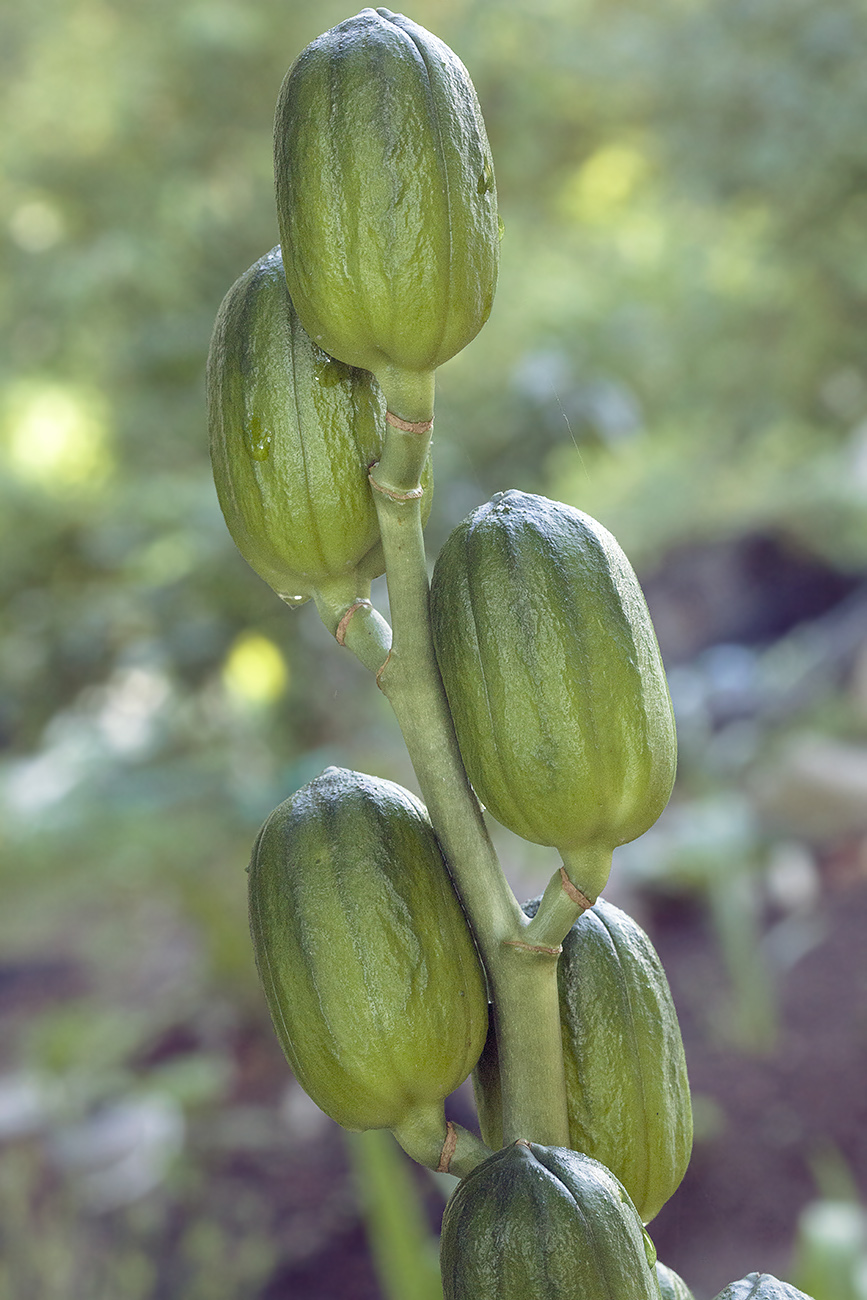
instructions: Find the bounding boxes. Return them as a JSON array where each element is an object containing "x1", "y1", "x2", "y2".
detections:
[
  {"x1": 248, "y1": 767, "x2": 488, "y2": 1133},
  {"x1": 207, "y1": 245, "x2": 431, "y2": 605},
  {"x1": 440, "y1": 1143, "x2": 659, "y2": 1300},
  {"x1": 274, "y1": 8, "x2": 499, "y2": 420},
  {"x1": 430, "y1": 490, "x2": 676, "y2": 900},
  {"x1": 473, "y1": 896, "x2": 692, "y2": 1224},
  {"x1": 544, "y1": 896, "x2": 691, "y2": 1223}
]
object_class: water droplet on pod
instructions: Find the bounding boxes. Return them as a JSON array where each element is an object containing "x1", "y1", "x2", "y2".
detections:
[{"x1": 244, "y1": 414, "x2": 272, "y2": 461}]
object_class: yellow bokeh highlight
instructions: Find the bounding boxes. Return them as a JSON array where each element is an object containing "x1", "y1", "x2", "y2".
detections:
[
  {"x1": 559, "y1": 143, "x2": 650, "y2": 224},
  {"x1": 222, "y1": 634, "x2": 289, "y2": 706},
  {"x1": 3, "y1": 382, "x2": 112, "y2": 492}
]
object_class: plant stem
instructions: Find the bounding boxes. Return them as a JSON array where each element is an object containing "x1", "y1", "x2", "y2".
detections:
[
  {"x1": 492, "y1": 943, "x2": 568, "y2": 1146},
  {"x1": 522, "y1": 845, "x2": 612, "y2": 950},
  {"x1": 364, "y1": 427, "x2": 572, "y2": 1150},
  {"x1": 373, "y1": 365, "x2": 436, "y2": 426},
  {"x1": 313, "y1": 582, "x2": 393, "y2": 674},
  {"x1": 391, "y1": 1105, "x2": 492, "y2": 1180}
]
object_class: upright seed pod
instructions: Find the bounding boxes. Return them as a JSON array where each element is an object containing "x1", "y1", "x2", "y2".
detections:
[
  {"x1": 473, "y1": 896, "x2": 693, "y2": 1224},
  {"x1": 273, "y1": 7, "x2": 499, "y2": 421},
  {"x1": 541, "y1": 895, "x2": 692, "y2": 1224},
  {"x1": 430, "y1": 490, "x2": 676, "y2": 901},
  {"x1": 440, "y1": 1142, "x2": 659, "y2": 1300},
  {"x1": 248, "y1": 767, "x2": 488, "y2": 1134},
  {"x1": 207, "y1": 245, "x2": 432, "y2": 605}
]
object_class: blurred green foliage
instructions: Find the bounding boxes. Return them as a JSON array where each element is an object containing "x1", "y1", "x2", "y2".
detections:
[
  {"x1": 792, "y1": 1150, "x2": 867, "y2": 1300},
  {"x1": 4, "y1": 0, "x2": 867, "y2": 773},
  {"x1": 0, "y1": 1141, "x2": 276, "y2": 1300},
  {"x1": 3, "y1": 0, "x2": 867, "y2": 1294},
  {"x1": 348, "y1": 1131, "x2": 444, "y2": 1300}
]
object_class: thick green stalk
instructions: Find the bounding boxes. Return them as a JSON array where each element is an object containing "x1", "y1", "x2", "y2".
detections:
[
  {"x1": 490, "y1": 942, "x2": 570, "y2": 1146},
  {"x1": 364, "y1": 426, "x2": 571, "y2": 1149}
]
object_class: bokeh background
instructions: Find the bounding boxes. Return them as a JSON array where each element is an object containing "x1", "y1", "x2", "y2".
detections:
[{"x1": 3, "y1": 0, "x2": 867, "y2": 1296}]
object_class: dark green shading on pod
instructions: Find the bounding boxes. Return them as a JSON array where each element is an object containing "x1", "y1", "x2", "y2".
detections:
[
  {"x1": 441, "y1": 1142, "x2": 659, "y2": 1300},
  {"x1": 712, "y1": 1275, "x2": 815, "y2": 1300}
]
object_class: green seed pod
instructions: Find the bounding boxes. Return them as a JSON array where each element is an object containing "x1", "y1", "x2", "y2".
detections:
[
  {"x1": 440, "y1": 1142, "x2": 659, "y2": 1300},
  {"x1": 657, "y1": 1262, "x2": 696, "y2": 1300},
  {"x1": 248, "y1": 766, "x2": 488, "y2": 1133},
  {"x1": 207, "y1": 245, "x2": 431, "y2": 605},
  {"x1": 473, "y1": 896, "x2": 692, "y2": 1224},
  {"x1": 274, "y1": 8, "x2": 499, "y2": 419},
  {"x1": 546, "y1": 895, "x2": 692, "y2": 1224},
  {"x1": 713, "y1": 1276, "x2": 814, "y2": 1300},
  {"x1": 430, "y1": 490, "x2": 676, "y2": 900}
]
